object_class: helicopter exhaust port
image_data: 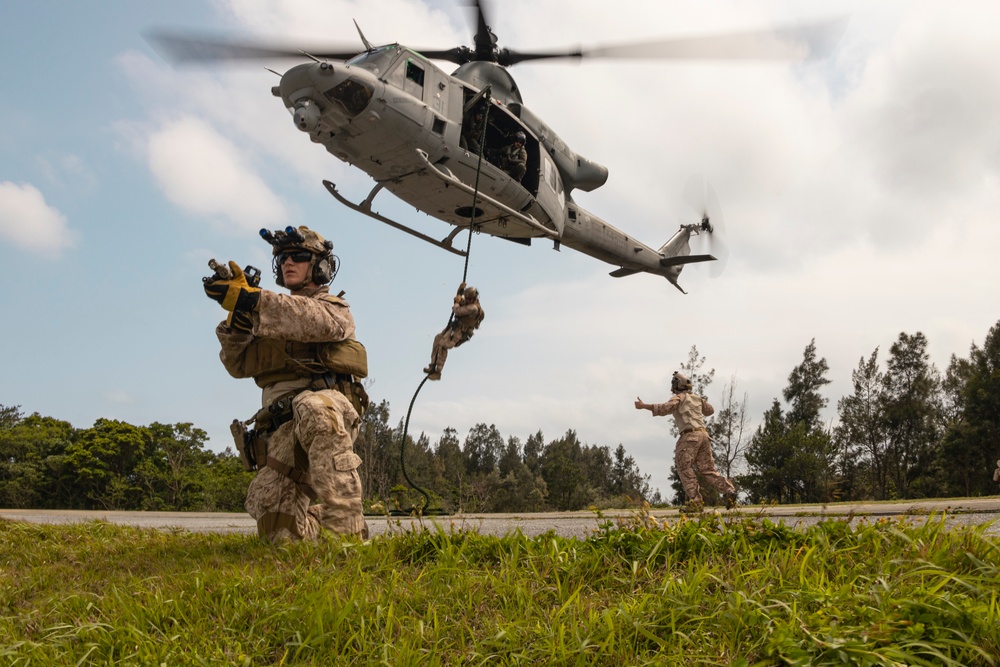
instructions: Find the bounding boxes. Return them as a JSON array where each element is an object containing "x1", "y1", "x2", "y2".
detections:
[{"x1": 293, "y1": 99, "x2": 321, "y2": 133}]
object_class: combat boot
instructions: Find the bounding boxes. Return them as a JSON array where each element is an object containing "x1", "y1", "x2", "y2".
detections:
[
  {"x1": 681, "y1": 499, "x2": 705, "y2": 514},
  {"x1": 724, "y1": 492, "x2": 738, "y2": 510}
]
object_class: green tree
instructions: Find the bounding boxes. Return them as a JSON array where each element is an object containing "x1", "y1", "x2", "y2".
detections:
[
  {"x1": 492, "y1": 436, "x2": 547, "y2": 512},
  {"x1": 356, "y1": 400, "x2": 396, "y2": 500},
  {"x1": 835, "y1": 349, "x2": 890, "y2": 499},
  {"x1": 942, "y1": 320, "x2": 1000, "y2": 496},
  {"x1": 784, "y1": 339, "x2": 830, "y2": 429},
  {"x1": 0, "y1": 409, "x2": 74, "y2": 509},
  {"x1": 432, "y1": 427, "x2": 466, "y2": 512},
  {"x1": 743, "y1": 341, "x2": 836, "y2": 503},
  {"x1": 742, "y1": 400, "x2": 791, "y2": 502},
  {"x1": 461, "y1": 424, "x2": 504, "y2": 511},
  {"x1": 523, "y1": 430, "x2": 544, "y2": 475},
  {"x1": 610, "y1": 444, "x2": 653, "y2": 502},
  {"x1": 540, "y1": 430, "x2": 587, "y2": 510},
  {"x1": 463, "y1": 423, "x2": 503, "y2": 476},
  {"x1": 199, "y1": 448, "x2": 253, "y2": 511},
  {"x1": 142, "y1": 422, "x2": 213, "y2": 510},
  {"x1": 882, "y1": 332, "x2": 944, "y2": 498},
  {"x1": 64, "y1": 419, "x2": 152, "y2": 510}
]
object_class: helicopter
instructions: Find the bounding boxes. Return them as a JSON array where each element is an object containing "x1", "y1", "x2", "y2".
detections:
[{"x1": 150, "y1": 2, "x2": 844, "y2": 293}]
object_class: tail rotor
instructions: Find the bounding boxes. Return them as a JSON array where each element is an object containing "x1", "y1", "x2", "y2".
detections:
[{"x1": 683, "y1": 174, "x2": 729, "y2": 278}]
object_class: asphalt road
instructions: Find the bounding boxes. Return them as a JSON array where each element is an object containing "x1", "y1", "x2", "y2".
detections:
[{"x1": 3, "y1": 498, "x2": 999, "y2": 539}]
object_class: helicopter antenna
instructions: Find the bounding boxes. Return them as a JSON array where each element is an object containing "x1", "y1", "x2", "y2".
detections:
[
  {"x1": 298, "y1": 50, "x2": 323, "y2": 63},
  {"x1": 353, "y1": 20, "x2": 375, "y2": 53},
  {"x1": 263, "y1": 66, "x2": 281, "y2": 77}
]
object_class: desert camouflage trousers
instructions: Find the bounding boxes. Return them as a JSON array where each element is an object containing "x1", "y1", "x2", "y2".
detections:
[
  {"x1": 245, "y1": 388, "x2": 365, "y2": 543},
  {"x1": 675, "y1": 429, "x2": 735, "y2": 503}
]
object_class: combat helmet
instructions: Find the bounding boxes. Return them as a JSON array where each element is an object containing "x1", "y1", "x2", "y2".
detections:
[
  {"x1": 463, "y1": 286, "x2": 479, "y2": 301},
  {"x1": 259, "y1": 225, "x2": 337, "y2": 287},
  {"x1": 671, "y1": 371, "x2": 692, "y2": 393}
]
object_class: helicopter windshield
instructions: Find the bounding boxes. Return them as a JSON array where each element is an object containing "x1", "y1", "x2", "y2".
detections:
[
  {"x1": 345, "y1": 45, "x2": 401, "y2": 76},
  {"x1": 323, "y1": 78, "x2": 374, "y2": 117}
]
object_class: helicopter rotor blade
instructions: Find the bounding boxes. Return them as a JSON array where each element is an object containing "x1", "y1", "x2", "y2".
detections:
[
  {"x1": 146, "y1": 6, "x2": 846, "y2": 68},
  {"x1": 146, "y1": 30, "x2": 366, "y2": 64},
  {"x1": 501, "y1": 16, "x2": 847, "y2": 66},
  {"x1": 683, "y1": 175, "x2": 729, "y2": 279}
]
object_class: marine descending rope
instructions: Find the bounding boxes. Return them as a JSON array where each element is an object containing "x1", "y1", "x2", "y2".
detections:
[{"x1": 389, "y1": 89, "x2": 494, "y2": 516}]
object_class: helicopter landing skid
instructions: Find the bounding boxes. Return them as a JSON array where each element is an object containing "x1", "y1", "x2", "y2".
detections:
[
  {"x1": 322, "y1": 180, "x2": 468, "y2": 257},
  {"x1": 415, "y1": 149, "x2": 560, "y2": 241}
]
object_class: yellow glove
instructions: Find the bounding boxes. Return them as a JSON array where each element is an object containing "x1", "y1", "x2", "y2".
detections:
[
  {"x1": 227, "y1": 308, "x2": 254, "y2": 333},
  {"x1": 204, "y1": 261, "x2": 261, "y2": 312}
]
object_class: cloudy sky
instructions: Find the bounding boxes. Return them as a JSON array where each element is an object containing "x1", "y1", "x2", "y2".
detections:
[{"x1": 2, "y1": 0, "x2": 998, "y2": 500}]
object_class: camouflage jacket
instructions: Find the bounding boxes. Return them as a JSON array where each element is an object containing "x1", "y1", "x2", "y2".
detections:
[
  {"x1": 650, "y1": 392, "x2": 714, "y2": 433},
  {"x1": 216, "y1": 285, "x2": 356, "y2": 406}
]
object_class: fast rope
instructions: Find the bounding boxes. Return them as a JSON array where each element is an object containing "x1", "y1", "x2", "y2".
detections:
[{"x1": 389, "y1": 89, "x2": 493, "y2": 517}]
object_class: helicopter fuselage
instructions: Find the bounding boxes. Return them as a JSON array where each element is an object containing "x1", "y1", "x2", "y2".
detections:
[{"x1": 274, "y1": 44, "x2": 711, "y2": 288}]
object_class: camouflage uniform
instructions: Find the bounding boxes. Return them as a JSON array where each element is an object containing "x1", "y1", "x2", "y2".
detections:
[
  {"x1": 994, "y1": 459, "x2": 1000, "y2": 485},
  {"x1": 425, "y1": 287, "x2": 484, "y2": 381},
  {"x1": 214, "y1": 229, "x2": 368, "y2": 543},
  {"x1": 499, "y1": 141, "x2": 527, "y2": 181},
  {"x1": 461, "y1": 111, "x2": 486, "y2": 156},
  {"x1": 649, "y1": 391, "x2": 736, "y2": 505}
]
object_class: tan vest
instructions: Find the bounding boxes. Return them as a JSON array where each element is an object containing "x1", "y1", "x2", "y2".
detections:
[{"x1": 239, "y1": 295, "x2": 368, "y2": 388}]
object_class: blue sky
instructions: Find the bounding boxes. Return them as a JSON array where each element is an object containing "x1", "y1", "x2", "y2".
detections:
[{"x1": 3, "y1": 0, "x2": 999, "y2": 499}]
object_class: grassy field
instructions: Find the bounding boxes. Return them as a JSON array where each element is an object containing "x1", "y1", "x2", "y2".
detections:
[{"x1": 1, "y1": 510, "x2": 998, "y2": 666}]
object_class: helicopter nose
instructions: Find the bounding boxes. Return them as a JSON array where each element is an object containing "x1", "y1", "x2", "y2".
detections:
[{"x1": 293, "y1": 99, "x2": 321, "y2": 133}]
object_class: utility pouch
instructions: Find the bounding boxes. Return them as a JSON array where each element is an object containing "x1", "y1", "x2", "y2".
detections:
[
  {"x1": 336, "y1": 378, "x2": 370, "y2": 418},
  {"x1": 253, "y1": 395, "x2": 295, "y2": 434},
  {"x1": 318, "y1": 338, "x2": 369, "y2": 379},
  {"x1": 231, "y1": 419, "x2": 257, "y2": 472}
]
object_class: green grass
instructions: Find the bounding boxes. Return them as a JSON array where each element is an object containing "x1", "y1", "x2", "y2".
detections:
[{"x1": 1, "y1": 512, "x2": 997, "y2": 666}]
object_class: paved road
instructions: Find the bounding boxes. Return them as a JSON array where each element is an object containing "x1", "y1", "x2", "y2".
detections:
[{"x1": 3, "y1": 498, "x2": 999, "y2": 539}]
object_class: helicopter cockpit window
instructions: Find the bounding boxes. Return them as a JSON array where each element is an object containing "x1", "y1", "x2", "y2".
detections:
[
  {"x1": 405, "y1": 61, "x2": 425, "y2": 87},
  {"x1": 344, "y1": 44, "x2": 399, "y2": 76},
  {"x1": 323, "y1": 78, "x2": 374, "y2": 117}
]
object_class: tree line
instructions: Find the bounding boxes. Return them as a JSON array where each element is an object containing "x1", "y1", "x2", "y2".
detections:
[
  {"x1": 2, "y1": 318, "x2": 998, "y2": 512},
  {"x1": 685, "y1": 319, "x2": 1000, "y2": 504},
  {"x1": 0, "y1": 404, "x2": 655, "y2": 513}
]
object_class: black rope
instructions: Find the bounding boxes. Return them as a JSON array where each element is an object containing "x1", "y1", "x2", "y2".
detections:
[{"x1": 390, "y1": 89, "x2": 493, "y2": 517}]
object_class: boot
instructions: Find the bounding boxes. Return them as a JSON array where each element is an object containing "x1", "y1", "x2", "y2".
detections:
[{"x1": 724, "y1": 491, "x2": 738, "y2": 510}]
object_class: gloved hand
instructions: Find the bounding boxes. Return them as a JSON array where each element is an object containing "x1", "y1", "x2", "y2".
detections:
[
  {"x1": 227, "y1": 308, "x2": 254, "y2": 333},
  {"x1": 204, "y1": 261, "x2": 261, "y2": 313}
]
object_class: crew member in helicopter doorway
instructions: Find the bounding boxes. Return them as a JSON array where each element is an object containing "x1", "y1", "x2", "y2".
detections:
[{"x1": 499, "y1": 131, "x2": 527, "y2": 181}]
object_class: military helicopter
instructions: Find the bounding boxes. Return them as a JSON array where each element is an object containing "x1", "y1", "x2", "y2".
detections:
[{"x1": 150, "y1": 2, "x2": 843, "y2": 292}]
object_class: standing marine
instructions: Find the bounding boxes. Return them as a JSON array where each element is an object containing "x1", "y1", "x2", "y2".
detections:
[
  {"x1": 204, "y1": 225, "x2": 370, "y2": 542},
  {"x1": 635, "y1": 371, "x2": 737, "y2": 512},
  {"x1": 424, "y1": 283, "x2": 485, "y2": 381}
]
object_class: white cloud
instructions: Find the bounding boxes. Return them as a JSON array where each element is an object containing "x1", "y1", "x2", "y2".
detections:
[
  {"x1": 146, "y1": 116, "x2": 288, "y2": 231},
  {"x1": 0, "y1": 181, "x2": 76, "y2": 257}
]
